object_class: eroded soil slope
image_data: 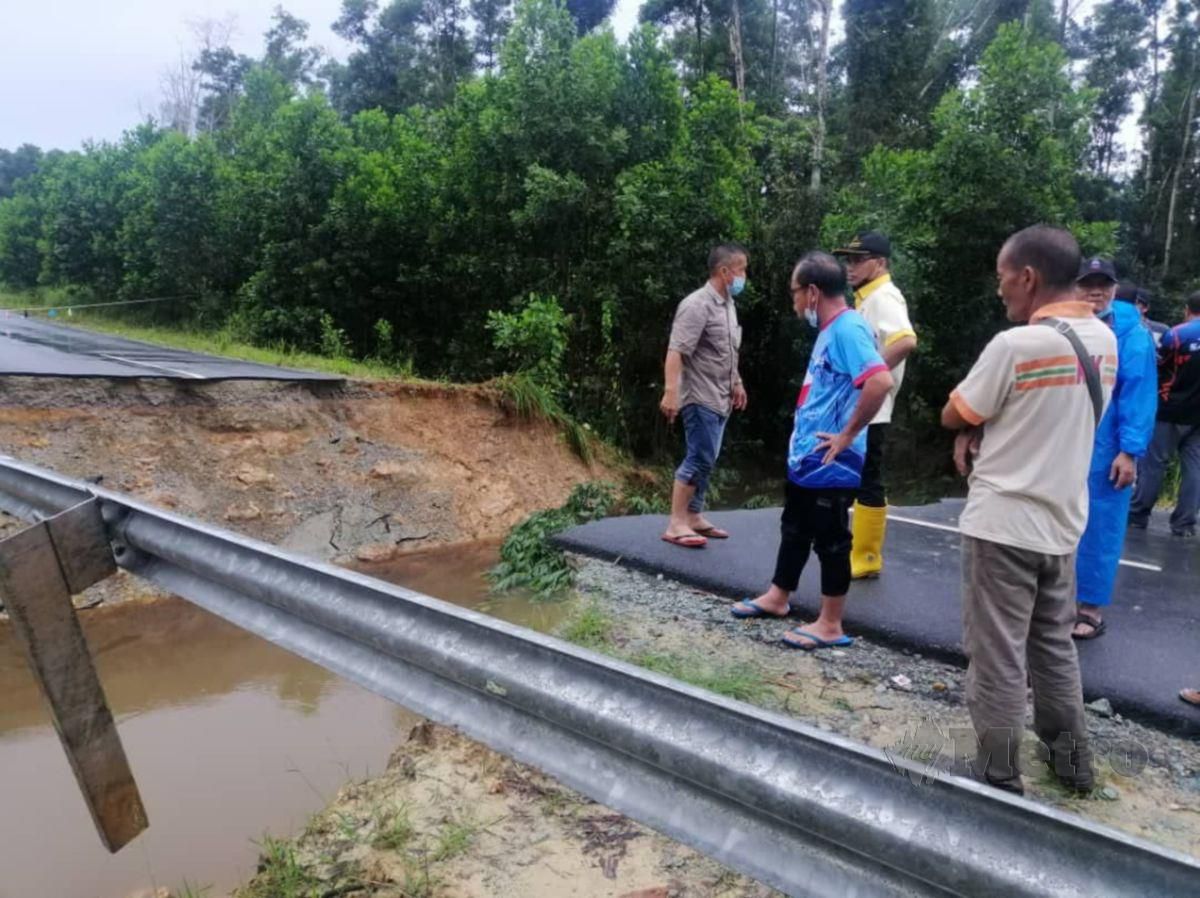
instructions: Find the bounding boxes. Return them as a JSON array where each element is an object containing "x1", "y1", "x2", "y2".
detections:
[{"x1": 0, "y1": 377, "x2": 604, "y2": 569}]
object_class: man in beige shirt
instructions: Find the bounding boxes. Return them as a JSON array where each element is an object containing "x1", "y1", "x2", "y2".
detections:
[
  {"x1": 941, "y1": 225, "x2": 1117, "y2": 796},
  {"x1": 659, "y1": 244, "x2": 749, "y2": 547}
]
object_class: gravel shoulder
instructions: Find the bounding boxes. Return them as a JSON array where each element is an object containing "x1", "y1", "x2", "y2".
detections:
[{"x1": 570, "y1": 555, "x2": 1200, "y2": 858}]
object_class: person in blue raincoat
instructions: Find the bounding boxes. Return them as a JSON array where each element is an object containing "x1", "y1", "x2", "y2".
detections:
[{"x1": 1072, "y1": 258, "x2": 1157, "y2": 639}]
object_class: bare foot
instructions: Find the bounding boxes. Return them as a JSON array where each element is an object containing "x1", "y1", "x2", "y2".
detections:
[
  {"x1": 740, "y1": 586, "x2": 790, "y2": 617},
  {"x1": 663, "y1": 518, "x2": 702, "y2": 539},
  {"x1": 782, "y1": 619, "x2": 848, "y2": 649},
  {"x1": 1180, "y1": 688, "x2": 1200, "y2": 707}
]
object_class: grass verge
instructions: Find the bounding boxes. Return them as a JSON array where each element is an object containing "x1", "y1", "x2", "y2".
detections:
[
  {"x1": 631, "y1": 651, "x2": 770, "y2": 703},
  {"x1": 558, "y1": 601, "x2": 614, "y2": 649},
  {"x1": 557, "y1": 603, "x2": 770, "y2": 704}
]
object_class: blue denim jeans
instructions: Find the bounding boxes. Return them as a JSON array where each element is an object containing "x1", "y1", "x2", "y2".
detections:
[{"x1": 675, "y1": 403, "x2": 727, "y2": 514}]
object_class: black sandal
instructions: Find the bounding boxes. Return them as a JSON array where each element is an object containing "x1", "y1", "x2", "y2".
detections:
[{"x1": 1071, "y1": 611, "x2": 1106, "y2": 640}]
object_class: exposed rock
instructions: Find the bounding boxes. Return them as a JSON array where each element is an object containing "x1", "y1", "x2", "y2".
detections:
[
  {"x1": 224, "y1": 503, "x2": 263, "y2": 523},
  {"x1": 1087, "y1": 698, "x2": 1115, "y2": 718},
  {"x1": 281, "y1": 510, "x2": 339, "y2": 561},
  {"x1": 890, "y1": 674, "x2": 913, "y2": 692},
  {"x1": 369, "y1": 460, "x2": 408, "y2": 479},
  {"x1": 235, "y1": 463, "x2": 276, "y2": 487}
]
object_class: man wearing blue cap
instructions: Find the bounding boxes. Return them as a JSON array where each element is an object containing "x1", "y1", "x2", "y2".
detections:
[{"x1": 1072, "y1": 258, "x2": 1157, "y2": 639}]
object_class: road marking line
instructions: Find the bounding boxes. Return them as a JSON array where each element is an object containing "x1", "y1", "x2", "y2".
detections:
[
  {"x1": 885, "y1": 512, "x2": 1163, "y2": 573},
  {"x1": 98, "y1": 353, "x2": 205, "y2": 380}
]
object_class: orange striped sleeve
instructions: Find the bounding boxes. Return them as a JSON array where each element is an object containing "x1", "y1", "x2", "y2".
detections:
[{"x1": 949, "y1": 389, "x2": 986, "y2": 426}]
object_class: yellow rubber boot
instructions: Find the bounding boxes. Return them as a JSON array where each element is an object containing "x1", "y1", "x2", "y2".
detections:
[{"x1": 850, "y1": 502, "x2": 887, "y2": 579}]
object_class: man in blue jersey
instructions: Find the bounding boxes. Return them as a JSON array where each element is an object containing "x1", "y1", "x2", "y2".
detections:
[
  {"x1": 1130, "y1": 291, "x2": 1200, "y2": 536},
  {"x1": 731, "y1": 252, "x2": 894, "y2": 650}
]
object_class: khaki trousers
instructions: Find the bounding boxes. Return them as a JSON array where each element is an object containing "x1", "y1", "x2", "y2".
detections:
[{"x1": 961, "y1": 536, "x2": 1093, "y2": 789}]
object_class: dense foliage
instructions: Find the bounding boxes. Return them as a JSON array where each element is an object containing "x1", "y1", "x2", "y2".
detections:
[{"x1": 1, "y1": 0, "x2": 1198, "y2": 467}]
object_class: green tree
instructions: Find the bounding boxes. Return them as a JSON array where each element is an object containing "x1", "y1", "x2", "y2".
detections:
[
  {"x1": 117, "y1": 134, "x2": 226, "y2": 308},
  {"x1": 0, "y1": 190, "x2": 43, "y2": 289},
  {"x1": 36, "y1": 127, "x2": 159, "y2": 294},
  {"x1": 841, "y1": 0, "x2": 943, "y2": 152},
  {"x1": 566, "y1": 0, "x2": 617, "y2": 32},
  {"x1": 263, "y1": 6, "x2": 325, "y2": 90},
  {"x1": 1082, "y1": 0, "x2": 1151, "y2": 176},
  {"x1": 422, "y1": 0, "x2": 476, "y2": 105},
  {"x1": 1129, "y1": 0, "x2": 1199, "y2": 287},
  {"x1": 471, "y1": 0, "x2": 514, "y2": 70},
  {"x1": 194, "y1": 46, "x2": 254, "y2": 132},
  {"x1": 326, "y1": 0, "x2": 473, "y2": 116},
  {"x1": 640, "y1": 0, "x2": 794, "y2": 112},
  {"x1": 0, "y1": 144, "x2": 43, "y2": 199}
]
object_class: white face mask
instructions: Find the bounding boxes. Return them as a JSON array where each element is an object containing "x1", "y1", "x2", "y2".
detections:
[{"x1": 804, "y1": 304, "x2": 819, "y2": 328}]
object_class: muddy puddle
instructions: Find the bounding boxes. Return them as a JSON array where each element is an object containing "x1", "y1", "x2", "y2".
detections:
[{"x1": 0, "y1": 540, "x2": 550, "y2": 898}]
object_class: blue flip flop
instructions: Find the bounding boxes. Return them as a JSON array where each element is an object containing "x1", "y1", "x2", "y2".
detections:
[
  {"x1": 731, "y1": 598, "x2": 791, "y2": 619},
  {"x1": 781, "y1": 628, "x2": 854, "y2": 651}
]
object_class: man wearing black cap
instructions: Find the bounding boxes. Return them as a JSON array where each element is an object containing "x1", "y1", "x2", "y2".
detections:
[
  {"x1": 1071, "y1": 258, "x2": 1157, "y2": 639},
  {"x1": 832, "y1": 230, "x2": 917, "y2": 580}
]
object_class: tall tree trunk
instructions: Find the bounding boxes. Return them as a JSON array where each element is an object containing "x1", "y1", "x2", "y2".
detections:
[
  {"x1": 768, "y1": 0, "x2": 779, "y2": 106},
  {"x1": 1162, "y1": 73, "x2": 1198, "y2": 280},
  {"x1": 1145, "y1": 6, "x2": 1161, "y2": 196},
  {"x1": 1058, "y1": 0, "x2": 1069, "y2": 44},
  {"x1": 695, "y1": 0, "x2": 705, "y2": 78},
  {"x1": 810, "y1": 0, "x2": 832, "y2": 191},
  {"x1": 730, "y1": 0, "x2": 747, "y2": 104}
]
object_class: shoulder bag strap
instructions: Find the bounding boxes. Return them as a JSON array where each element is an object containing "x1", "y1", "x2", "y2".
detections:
[{"x1": 1038, "y1": 317, "x2": 1103, "y2": 428}]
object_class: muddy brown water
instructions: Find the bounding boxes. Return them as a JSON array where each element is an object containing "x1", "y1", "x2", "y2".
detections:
[{"x1": 0, "y1": 540, "x2": 562, "y2": 898}]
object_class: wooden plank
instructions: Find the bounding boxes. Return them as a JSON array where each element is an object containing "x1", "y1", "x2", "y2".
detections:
[{"x1": 0, "y1": 520, "x2": 147, "y2": 852}]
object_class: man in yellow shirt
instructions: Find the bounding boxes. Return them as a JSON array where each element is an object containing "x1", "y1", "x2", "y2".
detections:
[{"x1": 833, "y1": 231, "x2": 917, "y2": 578}]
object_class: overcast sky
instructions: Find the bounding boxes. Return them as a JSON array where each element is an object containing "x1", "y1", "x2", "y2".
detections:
[{"x1": 0, "y1": 0, "x2": 643, "y2": 151}]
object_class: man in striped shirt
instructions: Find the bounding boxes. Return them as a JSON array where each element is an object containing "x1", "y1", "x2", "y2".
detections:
[{"x1": 941, "y1": 225, "x2": 1116, "y2": 796}]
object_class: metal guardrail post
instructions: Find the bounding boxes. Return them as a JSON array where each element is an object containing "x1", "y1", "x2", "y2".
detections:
[{"x1": 0, "y1": 455, "x2": 1197, "y2": 897}]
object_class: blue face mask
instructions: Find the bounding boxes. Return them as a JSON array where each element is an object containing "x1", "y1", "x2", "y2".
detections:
[{"x1": 729, "y1": 275, "x2": 746, "y2": 297}]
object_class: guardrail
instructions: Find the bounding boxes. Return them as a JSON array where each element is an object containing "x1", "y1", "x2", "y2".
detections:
[{"x1": 0, "y1": 454, "x2": 1196, "y2": 897}]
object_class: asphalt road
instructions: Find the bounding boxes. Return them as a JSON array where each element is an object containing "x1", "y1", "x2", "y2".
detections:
[
  {"x1": 0, "y1": 314, "x2": 343, "y2": 381},
  {"x1": 556, "y1": 499, "x2": 1200, "y2": 736}
]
